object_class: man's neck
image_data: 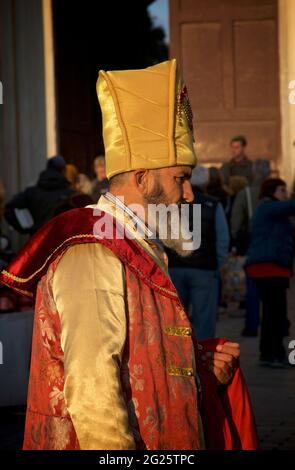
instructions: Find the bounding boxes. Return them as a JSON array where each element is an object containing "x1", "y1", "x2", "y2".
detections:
[
  {"x1": 104, "y1": 191, "x2": 153, "y2": 238},
  {"x1": 108, "y1": 189, "x2": 148, "y2": 220},
  {"x1": 108, "y1": 189, "x2": 136, "y2": 207}
]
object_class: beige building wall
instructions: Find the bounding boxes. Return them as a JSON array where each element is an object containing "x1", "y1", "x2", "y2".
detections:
[
  {"x1": 279, "y1": 0, "x2": 295, "y2": 189},
  {"x1": 169, "y1": 0, "x2": 280, "y2": 169}
]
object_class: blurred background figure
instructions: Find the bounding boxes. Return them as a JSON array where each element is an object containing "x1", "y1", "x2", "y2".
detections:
[
  {"x1": 228, "y1": 175, "x2": 249, "y2": 197},
  {"x1": 216, "y1": 174, "x2": 248, "y2": 316},
  {"x1": 246, "y1": 178, "x2": 295, "y2": 367},
  {"x1": 231, "y1": 159, "x2": 271, "y2": 337},
  {"x1": 220, "y1": 249, "x2": 247, "y2": 313},
  {"x1": 0, "y1": 181, "x2": 13, "y2": 269},
  {"x1": 0, "y1": 181, "x2": 32, "y2": 312},
  {"x1": 0, "y1": 182, "x2": 5, "y2": 221},
  {"x1": 53, "y1": 165, "x2": 94, "y2": 216},
  {"x1": 0, "y1": 181, "x2": 6, "y2": 257},
  {"x1": 91, "y1": 155, "x2": 109, "y2": 202},
  {"x1": 226, "y1": 175, "x2": 248, "y2": 235},
  {"x1": 206, "y1": 166, "x2": 230, "y2": 212},
  {"x1": 168, "y1": 166, "x2": 230, "y2": 340},
  {"x1": 4, "y1": 156, "x2": 73, "y2": 236},
  {"x1": 221, "y1": 135, "x2": 253, "y2": 188},
  {"x1": 231, "y1": 159, "x2": 271, "y2": 255},
  {"x1": 65, "y1": 163, "x2": 80, "y2": 191},
  {"x1": 77, "y1": 174, "x2": 93, "y2": 196},
  {"x1": 65, "y1": 163, "x2": 94, "y2": 197}
]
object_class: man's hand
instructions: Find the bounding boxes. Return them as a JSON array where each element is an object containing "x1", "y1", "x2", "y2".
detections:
[{"x1": 200, "y1": 342, "x2": 240, "y2": 385}]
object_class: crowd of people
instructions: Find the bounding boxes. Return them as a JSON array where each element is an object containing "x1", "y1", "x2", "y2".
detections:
[
  {"x1": 167, "y1": 134, "x2": 295, "y2": 369},
  {"x1": 3, "y1": 154, "x2": 108, "y2": 236},
  {"x1": 0, "y1": 134, "x2": 294, "y2": 370},
  {"x1": 0, "y1": 154, "x2": 109, "y2": 311}
]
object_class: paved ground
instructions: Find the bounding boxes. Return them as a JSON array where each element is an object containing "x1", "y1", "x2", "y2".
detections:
[
  {"x1": 0, "y1": 280, "x2": 294, "y2": 450},
  {"x1": 216, "y1": 278, "x2": 295, "y2": 450}
]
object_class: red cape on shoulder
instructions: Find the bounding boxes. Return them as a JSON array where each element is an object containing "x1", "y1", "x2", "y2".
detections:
[{"x1": 0, "y1": 207, "x2": 177, "y2": 299}]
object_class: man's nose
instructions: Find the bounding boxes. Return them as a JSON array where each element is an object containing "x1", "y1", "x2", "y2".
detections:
[{"x1": 183, "y1": 180, "x2": 194, "y2": 203}]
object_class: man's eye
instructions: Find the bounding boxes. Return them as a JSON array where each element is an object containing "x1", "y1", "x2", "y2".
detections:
[{"x1": 176, "y1": 176, "x2": 185, "y2": 183}]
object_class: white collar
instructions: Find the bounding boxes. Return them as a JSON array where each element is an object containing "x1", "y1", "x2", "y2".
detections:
[{"x1": 104, "y1": 192, "x2": 154, "y2": 239}]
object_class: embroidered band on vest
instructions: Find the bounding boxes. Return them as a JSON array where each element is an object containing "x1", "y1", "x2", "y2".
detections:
[
  {"x1": 167, "y1": 367, "x2": 194, "y2": 377},
  {"x1": 164, "y1": 326, "x2": 192, "y2": 336}
]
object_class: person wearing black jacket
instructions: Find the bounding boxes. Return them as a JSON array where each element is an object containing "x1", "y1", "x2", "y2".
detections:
[{"x1": 5, "y1": 156, "x2": 74, "y2": 235}]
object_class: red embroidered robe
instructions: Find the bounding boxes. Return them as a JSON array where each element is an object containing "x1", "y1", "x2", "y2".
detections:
[{"x1": 0, "y1": 208, "x2": 259, "y2": 450}]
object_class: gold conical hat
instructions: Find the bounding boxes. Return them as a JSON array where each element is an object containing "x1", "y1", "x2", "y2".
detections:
[{"x1": 97, "y1": 59, "x2": 196, "y2": 179}]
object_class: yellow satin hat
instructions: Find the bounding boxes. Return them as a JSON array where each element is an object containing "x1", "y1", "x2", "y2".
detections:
[{"x1": 97, "y1": 59, "x2": 196, "y2": 179}]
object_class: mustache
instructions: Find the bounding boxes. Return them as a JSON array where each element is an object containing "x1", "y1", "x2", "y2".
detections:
[{"x1": 174, "y1": 200, "x2": 188, "y2": 209}]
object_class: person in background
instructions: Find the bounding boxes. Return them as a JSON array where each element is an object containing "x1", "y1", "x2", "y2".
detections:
[
  {"x1": 65, "y1": 163, "x2": 94, "y2": 197},
  {"x1": 77, "y1": 174, "x2": 93, "y2": 196},
  {"x1": 231, "y1": 159, "x2": 271, "y2": 337},
  {"x1": 226, "y1": 175, "x2": 248, "y2": 235},
  {"x1": 228, "y1": 175, "x2": 248, "y2": 198},
  {"x1": 0, "y1": 182, "x2": 5, "y2": 225},
  {"x1": 4, "y1": 156, "x2": 73, "y2": 235},
  {"x1": 0, "y1": 180, "x2": 11, "y2": 278},
  {"x1": 246, "y1": 178, "x2": 295, "y2": 367},
  {"x1": 206, "y1": 168, "x2": 231, "y2": 312},
  {"x1": 91, "y1": 155, "x2": 109, "y2": 201},
  {"x1": 168, "y1": 166, "x2": 230, "y2": 340},
  {"x1": 217, "y1": 175, "x2": 248, "y2": 313},
  {"x1": 221, "y1": 135, "x2": 253, "y2": 187},
  {"x1": 65, "y1": 163, "x2": 80, "y2": 191},
  {"x1": 0, "y1": 181, "x2": 33, "y2": 312},
  {"x1": 54, "y1": 164, "x2": 94, "y2": 216},
  {"x1": 0, "y1": 181, "x2": 13, "y2": 268},
  {"x1": 206, "y1": 166, "x2": 230, "y2": 212},
  {"x1": 231, "y1": 159, "x2": 271, "y2": 253}
]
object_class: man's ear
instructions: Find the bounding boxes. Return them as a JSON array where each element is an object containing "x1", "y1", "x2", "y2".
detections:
[{"x1": 133, "y1": 169, "x2": 149, "y2": 194}]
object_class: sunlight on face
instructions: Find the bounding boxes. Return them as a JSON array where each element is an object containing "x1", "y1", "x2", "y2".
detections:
[
  {"x1": 144, "y1": 166, "x2": 196, "y2": 257},
  {"x1": 146, "y1": 166, "x2": 194, "y2": 206}
]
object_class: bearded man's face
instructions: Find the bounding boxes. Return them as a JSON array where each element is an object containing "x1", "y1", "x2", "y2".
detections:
[{"x1": 143, "y1": 166, "x2": 195, "y2": 257}]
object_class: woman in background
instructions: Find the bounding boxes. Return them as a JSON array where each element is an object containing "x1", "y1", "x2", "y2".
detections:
[{"x1": 246, "y1": 178, "x2": 295, "y2": 367}]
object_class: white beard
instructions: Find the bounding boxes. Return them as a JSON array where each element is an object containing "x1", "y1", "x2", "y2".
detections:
[{"x1": 147, "y1": 202, "x2": 195, "y2": 257}]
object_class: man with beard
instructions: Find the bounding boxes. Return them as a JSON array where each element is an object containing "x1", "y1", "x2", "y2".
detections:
[{"x1": 0, "y1": 60, "x2": 258, "y2": 450}]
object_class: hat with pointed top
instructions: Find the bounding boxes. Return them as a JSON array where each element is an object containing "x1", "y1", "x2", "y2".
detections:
[{"x1": 97, "y1": 59, "x2": 196, "y2": 179}]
